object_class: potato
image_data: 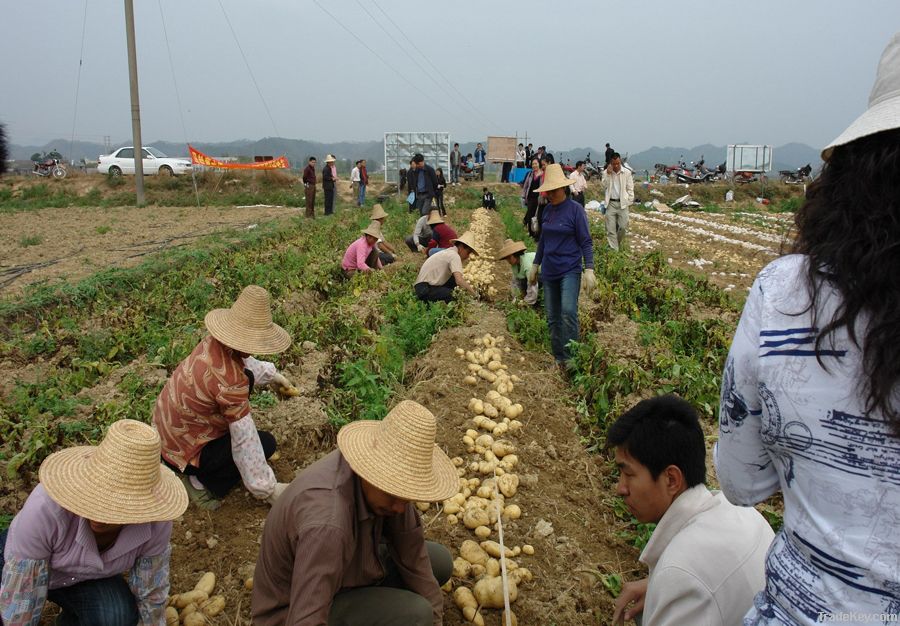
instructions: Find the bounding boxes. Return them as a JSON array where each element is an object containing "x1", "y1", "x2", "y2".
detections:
[
  {"x1": 175, "y1": 590, "x2": 208, "y2": 609},
  {"x1": 179, "y1": 603, "x2": 198, "y2": 620},
  {"x1": 487, "y1": 360, "x2": 502, "y2": 371},
  {"x1": 471, "y1": 399, "x2": 484, "y2": 414},
  {"x1": 201, "y1": 595, "x2": 226, "y2": 617},
  {"x1": 444, "y1": 501, "x2": 461, "y2": 515},
  {"x1": 510, "y1": 567, "x2": 533, "y2": 584},
  {"x1": 512, "y1": 546, "x2": 521, "y2": 556},
  {"x1": 478, "y1": 370, "x2": 497, "y2": 383},
  {"x1": 453, "y1": 557, "x2": 472, "y2": 578},
  {"x1": 473, "y1": 575, "x2": 518, "y2": 608},
  {"x1": 522, "y1": 544, "x2": 535, "y2": 555},
  {"x1": 508, "y1": 420, "x2": 523, "y2": 433},
  {"x1": 470, "y1": 564, "x2": 486, "y2": 577},
  {"x1": 492, "y1": 441, "x2": 515, "y2": 458},
  {"x1": 500, "y1": 455, "x2": 519, "y2": 471},
  {"x1": 482, "y1": 403, "x2": 498, "y2": 418},
  {"x1": 503, "y1": 609, "x2": 519, "y2": 626},
  {"x1": 452, "y1": 587, "x2": 485, "y2": 626},
  {"x1": 459, "y1": 540, "x2": 489, "y2": 566},
  {"x1": 498, "y1": 473, "x2": 519, "y2": 498},
  {"x1": 475, "y1": 434, "x2": 494, "y2": 448},
  {"x1": 194, "y1": 571, "x2": 216, "y2": 595},
  {"x1": 492, "y1": 423, "x2": 509, "y2": 436},
  {"x1": 503, "y1": 504, "x2": 522, "y2": 520},
  {"x1": 463, "y1": 506, "x2": 490, "y2": 529},
  {"x1": 244, "y1": 576, "x2": 254, "y2": 590},
  {"x1": 183, "y1": 614, "x2": 206, "y2": 626},
  {"x1": 474, "y1": 525, "x2": 491, "y2": 539},
  {"x1": 447, "y1": 514, "x2": 459, "y2": 525},
  {"x1": 415, "y1": 501, "x2": 431, "y2": 512},
  {"x1": 462, "y1": 435, "x2": 475, "y2": 447},
  {"x1": 165, "y1": 606, "x2": 179, "y2": 626},
  {"x1": 480, "y1": 540, "x2": 515, "y2": 559},
  {"x1": 455, "y1": 347, "x2": 465, "y2": 356}
]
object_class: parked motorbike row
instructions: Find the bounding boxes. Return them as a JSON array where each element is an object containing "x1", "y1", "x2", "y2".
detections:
[
  {"x1": 653, "y1": 155, "x2": 813, "y2": 185},
  {"x1": 30, "y1": 150, "x2": 67, "y2": 179}
]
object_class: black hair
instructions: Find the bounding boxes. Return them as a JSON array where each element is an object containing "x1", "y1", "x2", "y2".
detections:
[
  {"x1": 542, "y1": 153, "x2": 555, "y2": 164},
  {"x1": 413, "y1": 153, "x2": 425, "y2": 163},
  {"x1": 308, "y1": 156, "x2": 317, "y2": 162},
  {"x1": 483, "y1": 187, "x2": 488, "y2": 192},
  {"x1": 611, "y1": 152, "x2": 621, "y2": 160},
  {"x1": 605, "y1": 143, "x2": 610, "y2": 148},
  {"x1": 454, "y1": 142, "x2": 459, "y2": 147},
  {"x1": 606, "y1": 394, "x2": 706, "y2": 486},
  {"x1": 575, "y1": 160, "x2": 584, "y2": 168},
  {"x1": 792, "y1": 127, "x2": 900, "y2": 434}
]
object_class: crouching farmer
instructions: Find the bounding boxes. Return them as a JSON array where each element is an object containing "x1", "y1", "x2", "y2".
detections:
[
  {"x1": 497, "y1": 238, "x2": 538, "y2": 306},
  {"x1": 369, "y1": 204, "x2": 396, "y2": 265},
  {"x1": 413, "y1": 231, "x2": 480, "y2": 303},
  {"x1": 0, "y1": 420, "x2": 188, "y2": 625},
  {"x1": 251, "y1": 400, "x2": 457, "y2": 625},
  {"x1": 153, "y1": 285, "x2": 293, "y2": 510},
  {"x1": 342, "y1": 222, "x2": 384, "y2": 277},
  {"x1": 608, "y1": 395, "x2": 773, "y2": 625}
]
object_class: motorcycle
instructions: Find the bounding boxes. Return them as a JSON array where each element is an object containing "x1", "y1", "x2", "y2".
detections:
[
  {"x1": 676, "y1": 156, "x2": 726, "y2": 183},
  {"x1": 654, "y1": 156, "x2": 688, "y2": 179},
  {"x1": 779, "y1": 163, "x2": 812, "y2": 184},
  {"x1": 733, "y1": 171, "x2": 764, "y2": 184},
  {"x1": 31, "y1": 150, "x2": 67, "y2": 179}
]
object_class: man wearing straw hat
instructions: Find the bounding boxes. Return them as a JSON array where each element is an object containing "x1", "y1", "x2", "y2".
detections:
[
  {"x1": 405, "y1": 210, "x2": 434, "y2": 254},
  {"x1": 252, "y1": 400, "x2": 456, "y2": 625},
  {"x1": 370, "y1": 203, "x2": 396, "y2": 265},
  {"x1": 153, "y1": 285, "x2": 293, "y2": 510},
  {"x1": 425, "y1": 210, "x2": 458, "y2": 256},
  {"x1": 414, "y1": 231, "x2": 481, "y2": 303},
  {"x1": 341, "y1": 221, "x2": 385, "y2": 277},
  {"x1": 0, "y1": 419, "x2": 188, "y2": 625},
  {"x1": 322, "y1": 154, "x2": 338, "y2": 216},
  {"x1": 497, "y1": 238, "x2": 539, "y2": 306}
]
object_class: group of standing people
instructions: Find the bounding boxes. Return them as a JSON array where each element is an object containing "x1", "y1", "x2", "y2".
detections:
[{"x1": 302, "y1": 154, "x2": 371, "y2": 218}]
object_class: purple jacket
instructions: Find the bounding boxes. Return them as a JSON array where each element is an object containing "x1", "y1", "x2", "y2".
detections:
[{"x1": 534, "y1": 197, "x2": 594, "y2": 281}]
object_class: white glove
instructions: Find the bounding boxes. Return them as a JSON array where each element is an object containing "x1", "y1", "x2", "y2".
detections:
[
  {"x1": 266, "y1": 481, "x2": 289, "y2": 506},
  {"x1": 416, "y1": 244, "x2": 425, "y2": 253},
  {"x1": 271, "y1": 372, "x2": 291, "y2": 389},
  {"x1": 527, "y1": 264, "x2": 540, "y2": 285},
  {"x1": 582, "y1": 268, "x2": 596, "y2": 294}
]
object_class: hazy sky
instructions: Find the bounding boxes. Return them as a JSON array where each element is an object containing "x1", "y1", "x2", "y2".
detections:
[{"x1": 2, "y1": 1, "x2": 897, "y2": 152}]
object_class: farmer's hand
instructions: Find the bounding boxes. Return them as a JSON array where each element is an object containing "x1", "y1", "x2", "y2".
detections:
[
  {"x1": 271, "y1": 372, "x2": 292, "y2": 389},
  {"x1": 266, "y1": 482, "x2": 289, "y2": 506},
  {"x1": 416, "y1": 244, "x2": 426, "y2": 253},
  {"x1": 582, "y1": 268, "x2": 596, "y2": 294},
  {"x1": 527, "y1": 264, "x2": 540, "y2": 285},
  {"x1": 612, "y1": 577, "x2": 648, "y2": 625}
]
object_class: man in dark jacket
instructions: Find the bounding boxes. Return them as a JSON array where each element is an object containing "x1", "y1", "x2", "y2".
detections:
[
  {"x1": 605, "y1": 143, "x2": 615, "y2": 166},
  {"x1": 302, "y1": 156, "x2": 317, "y2": 218},
  {"x1": 411, "y1": 154, "x2": 438, "y2": 216},
  {"x1": 322, "y1": 154, "x2": 337, "y2": 216}
]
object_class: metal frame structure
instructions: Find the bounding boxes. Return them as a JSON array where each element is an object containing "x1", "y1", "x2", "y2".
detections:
[{"x1": 383, "y1": 132, "x2": 450, "y2": 184}]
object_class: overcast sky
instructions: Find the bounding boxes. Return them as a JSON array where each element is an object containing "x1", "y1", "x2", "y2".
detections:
[{"x1": 2, "y1": 1, "x2": 897, "y2": 152}]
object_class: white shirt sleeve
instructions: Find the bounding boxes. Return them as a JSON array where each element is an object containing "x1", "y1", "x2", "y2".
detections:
[
  {"x1": 242, "y1": 357, "x2": 277, "y2": 388},
  {"x1": 229, "y1": 414, "x2": 276, "y2": 499},
  {"x1": 643, "y1": 567, "x2": 720, "y2": 626}
]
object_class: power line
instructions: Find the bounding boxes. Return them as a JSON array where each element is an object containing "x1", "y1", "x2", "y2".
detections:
[{"x1": 68, "y1": 0, "x2": 90, "y2": 163}]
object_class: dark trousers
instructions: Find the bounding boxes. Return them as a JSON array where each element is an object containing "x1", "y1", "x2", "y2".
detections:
[
  {"x1": 573, "y1": 191, "x2": 585, "y2": 206},
  {"x1": 405, "y1": 234, "x2": 430, "y2": 252},
  {"x1": 324, "y1": 186, "x2": 335, "y2": 215},
  {"x1": 378, "y1": 251, "x2": 395, "y2": 265},
  {"x1": 435, "y1": 190, "x2": 445, "y2": 214},
  {"x1": 305, "y1": 185, "x2": 316, "y2": 218},
  {"x1": 168, "y1": 430, "x2": 277, "y2": 498},
  {"x1": 329, "y1": 542, "x2": 451, "y2": 626},
  {"x1": 414, "y1": 276, "x2": 457, "y2": 303},
  {"x1": 501, "y1": 162, "x2": 512, "y2": 183},
  {"x1": 0, "y1": 529, "x2": 139, "y2": 626},
  {"x1": 524, "y1": 195, "x2": 540, "y2": 240},
  {"x1": 415, "y1": 194, "x2": 432, "y2": 215}
]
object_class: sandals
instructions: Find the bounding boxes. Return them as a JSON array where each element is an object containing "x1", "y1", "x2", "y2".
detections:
[{"x1": 179, "y1": 475, "x2": 222, "y2": 511}]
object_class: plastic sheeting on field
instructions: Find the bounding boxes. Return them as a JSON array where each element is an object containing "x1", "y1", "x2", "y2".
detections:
[{"x1": 383, "y1": 132, "x2": 450, "y2": 184}]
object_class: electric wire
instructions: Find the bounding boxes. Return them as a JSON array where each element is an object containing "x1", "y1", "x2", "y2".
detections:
[
  {"x1": 68, "y1": 0, "x2": 90, "y2": 167},
  {"x1": 157, "y1": 0, "x2": 201, "y2": 206}
]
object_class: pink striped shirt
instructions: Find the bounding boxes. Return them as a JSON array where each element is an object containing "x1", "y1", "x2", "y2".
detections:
[{"x1": 341, "y1": 236, "x2": 382, "y2": 272}]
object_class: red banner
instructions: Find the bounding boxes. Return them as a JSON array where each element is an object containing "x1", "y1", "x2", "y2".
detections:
[{"x1": 189, "y1": 145, "x2": 290, "y2": 170}]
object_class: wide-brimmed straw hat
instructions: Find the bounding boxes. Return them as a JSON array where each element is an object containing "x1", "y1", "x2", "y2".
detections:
[
  {"x1": 534, "y1": 163, "x2": 576, "y2": 193},
  {"x1": 823, "y1": 32, "x2": 900, "y2": 160},
  {"x1": 496, "y1": 238, "x2": 527, "y2": 260},
  {"x1": 337, "y1": 400, "x2": 458, "y2": 502},
  {"x1": 39, "y1": 419, "x2": 188, "y2": 525},
  {"x1": 325, "y1": 154, "x2": 336, "y2": 163},
  {"x1": 204, "y1": 285, "x2": 291, "y2": 355},
  {"x1": 362, "y1": 221, "x2": 383, "y2": 239},
  {"x1": 370, "y1": 204, "x2": 388, "y2": 220},
  {"x1": 427, "y1": 210, "x2": 444, "y2": 225},
  {"x1": 450, "y1": 231, "x2": 482, "y2": 256}
]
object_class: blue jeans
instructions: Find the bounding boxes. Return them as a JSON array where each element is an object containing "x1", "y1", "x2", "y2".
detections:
[
  {"x1": 451, "y1": 165, "x2": 459, "y2": 183},
  {"x1": 543, "y1": 271, "x2": 581, "y2": 363},
  {"x1": 357, "y1": 183, "x2": 366, "y2": 206},
  {"x1": 0, "y1": 528, "x2": 139, "y2": 626}
]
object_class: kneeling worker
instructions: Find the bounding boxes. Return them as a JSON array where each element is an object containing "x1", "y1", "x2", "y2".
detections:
[
  {"x1": 369, "y1": 204, "x2": 396, "y2": 265},
  {"x1": 341, "y1": 221, "x2": 384, "y2": 277},
  {"x1": 497, "y1": 238, "x2": 538, "y2": 306},
  {"x1": 413, "y1": 231, "x2": 480, "y2": 303},
  {"x1": 251, "y1": 400, "x2": 457, "y2": 625},
  {"x1": 609, "y1": 395, "x2": 773, "y2": 625}
]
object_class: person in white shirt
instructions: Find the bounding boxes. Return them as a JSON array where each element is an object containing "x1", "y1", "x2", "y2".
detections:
[
  {"x1": 568, "y1": 160, "x2": 587, "y2": 206},
  {"x1": 601, "y1": 153, "x2": 634, "y2": 250},
  {"x1": 609, "y1": 395, "x2": 773, "y2": 626},
  {"x1": 515, "y1": 143, "x2": 526, "y2": 168},
  {"x1": 349, "y1": 161, "x2": 361, "y2": 199}
]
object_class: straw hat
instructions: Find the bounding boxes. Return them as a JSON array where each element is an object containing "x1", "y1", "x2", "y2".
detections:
[
  {"x1": 823, "y1": 33, "x2": 900, "y2": 159},
  {"x1": 534, "y1": 163, "x2": 576, "y2": 193},
  {"x1": 337, "y1": 400, "x2": 458, "y2": 502},
  {"x1": 450, "y1": 231, "x2": 482, "y2": 256},
  {"x1": 39, "y1": 419, "x2": 188, "y2": 525},
  {"x1": 496, "y1": 238, "x2": 526, "y2": 260},
  {"x1": 204, "y1": 285, "x2": 291, "y2": 355},
  {"x1": 362, "y1": 221, "x2": 383, "y2": 239},
  {"x1": 427, "y1": 210, "x2": 444, "y2": 225},
  {"x1": 325, "y1": 154, "x2": 336, "y2": 163},
  {"x1": 370, "y1": 204, "x2": 388, "y2": 220}
]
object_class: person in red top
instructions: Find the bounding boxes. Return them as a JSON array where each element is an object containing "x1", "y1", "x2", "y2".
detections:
[
  {"x1": 357, "y1": 158, "x2": 369, "y2": 207},
  {"x1": 302, "y1": 156, "x2": 317, "y2": 218},
  {"x1": 153, "y1": 285, "x2": 294, "y2": 510},
  {"x1": 425, "y1": 210, "x2": 458, "y2": 256}
]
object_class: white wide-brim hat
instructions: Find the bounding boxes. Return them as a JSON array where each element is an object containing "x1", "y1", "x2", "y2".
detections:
[
  {"x1": 204, "y1": 285, "x2": 291, "y2": 355},
  {"x1": 450, "y1": 231, "x2": 483, "y2": 257},
  {"x1": 823, "y1": 32, "x2": 900, "y2": 160},
  {"x1": 337, "y1": 400, "x2": 458, "y2": 502}
]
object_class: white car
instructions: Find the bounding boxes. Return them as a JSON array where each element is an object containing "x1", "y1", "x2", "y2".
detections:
[{"x1": 97, "y1": 146, "x2": 192, "y2": 176}]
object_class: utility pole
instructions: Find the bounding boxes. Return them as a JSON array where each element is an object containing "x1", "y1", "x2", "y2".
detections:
[{"x1": 124, "y1": 0, "x2": 145, "y2": 205}]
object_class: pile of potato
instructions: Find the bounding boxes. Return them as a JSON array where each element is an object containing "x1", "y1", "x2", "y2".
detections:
[
  {"x1": 442, "y1": 333, "x2": 534, "y2": 625},
  {"x1": 165, "y1": 572, "x2": 226, "y2": 626},
  {"x1": 462, "y1": 208, "x2": 499, "y2": 299}
]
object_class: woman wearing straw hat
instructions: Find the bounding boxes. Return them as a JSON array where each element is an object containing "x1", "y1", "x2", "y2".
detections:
[
  {"x1": 413, "y1": 231, "x2": 480, "y2": 303},
  {"x1": 425, "y1": 210, "x2": 458, "y2": 257},
  {"x1": 251, "y1": 401, "x2": 456, "y2": 625},
  {"x1": 0, "y1": 420, "x2": 188, "y2": 625},
  {"x1": 715, "y1": 33, "x2": 900, "y2": 626},
  {"x1": 322, "y1": 154, "x2": 338, "y2": 216},
  {"x1": 153, "y1": 285, "x2": 293, "y2": 510},
  {"x1": 369, "y1": 204, "x2": 396, "y2": 265},
  {"x1": 341, "y1": 221, "x2": 385, "y2": 277},
  {"x1": 497, "y1": 238, "x2": 539, "y2": 306},
  {"x1": 529, "y1": 163, "x2": 596, "y2": 368}
]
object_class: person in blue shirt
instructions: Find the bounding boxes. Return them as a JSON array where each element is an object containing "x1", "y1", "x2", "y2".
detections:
[{"x1": 529, "y1": 163, "x2": 596, "y2": 368}]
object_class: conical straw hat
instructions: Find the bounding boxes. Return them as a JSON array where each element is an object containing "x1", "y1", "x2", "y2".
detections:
[
  {"x1": 39, "y1": 419, "x2": 188, "y2": 525},
  {"x1": 534, "y1": 163, "x2": 576, "y2": 193},
  {"x1": 337, "y1": 400, "x2": 458, "y2": 502},
  {"x1": 427, "y1": 210, "x2": 444, "y2": 225},
  {"x1": 362, "y1": 221, "x2": 383, "y2": 239},
  {"x1": 450, "y1": 231, "x2": 483, "y2": 257},
  {"x1": 496, "y1": 238, "x2": 526, "y2": 260},
  {"x1": 370, "y1": 204, "x2": 388, "y2": 220},
  {"x1": 205, "y1": 285, "x2": 291, "y2": 355}
]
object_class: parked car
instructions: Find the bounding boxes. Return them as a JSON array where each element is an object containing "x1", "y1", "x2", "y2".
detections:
[{"x1": 97, "y1": 146, "x2": 192, "y2": 176}]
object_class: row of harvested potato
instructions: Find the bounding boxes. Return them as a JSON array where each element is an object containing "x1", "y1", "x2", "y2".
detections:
[
  {"x1": 165, "y1": 572, "x2": 225, "y2": 625},
  {"x1": 462, "y1": 208, "x2": 499, "y2": 298}
]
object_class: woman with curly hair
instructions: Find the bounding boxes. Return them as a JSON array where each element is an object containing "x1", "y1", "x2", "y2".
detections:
[{"x1": 716, "y1": 33, "x2": 900, "y2": 625}]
